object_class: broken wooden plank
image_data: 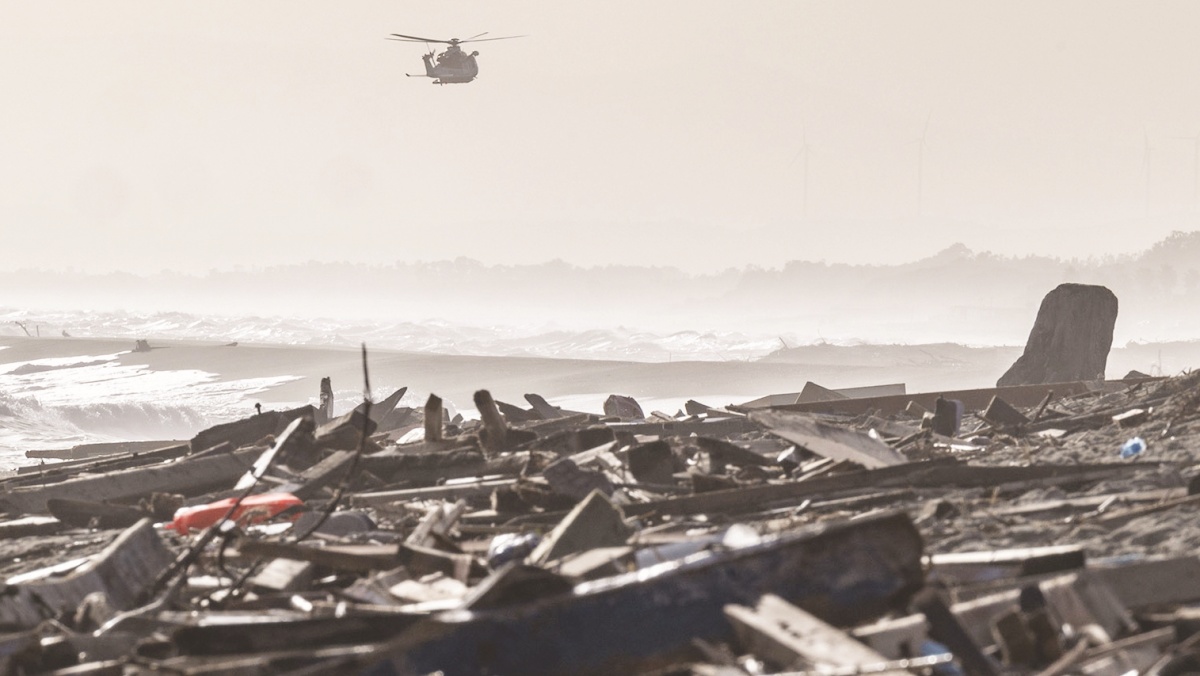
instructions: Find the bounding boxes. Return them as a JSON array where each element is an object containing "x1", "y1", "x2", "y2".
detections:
[
  {"x1": 250, "y1": 558, "x2": 315, "y2": 594},
  {"x1": 1076, "y1": 627, "x2": 1175, "y2": 669},
  {"x1": 725, "y1": 593, "x2": 905, "y2": 673},
  {"x1": 850, "y1": 614, "x2": 929, "y2": 660},
  {"x1": 46, "y1": 499, "x2": 149, "y2": 529},
  {"x1": 191, "y1": 406, "x2": 313, "y2": 454},
  {"x1": 625, "y1": 439, "x2": 677, "y2": 484},
  {"x1": 495, "y1": 399, "x2": 540, "y2": 424},
  {"x1": 795, "y1": 381, "x2": 851, "y2": 403},
  {"x1": 746, "y1": 378, "x2": 1156, "y2": 417},
  {"x1": 542, "y1": 457, "x2": 614, "y2": 500},
  {"x1": 1038, "y1": 571, "x2": 1136, "y2": 644},
  {"x1": 235, "y1": 540, "x2": 398, "y2": 573},
  {"x1": 236, "y1": 416, "x2": 308, "y2": 490},
  {"x1": 424, "y1": 394, "x2": 444, "y2": 443},
  {"x1": 603, "y1": 394, "x2": 645, "y2": 420},
  {"x1": 740, "y1": 383, "x2": 907, "y2": 409},
  {"x1": 314, "y1": 408, "x2": 376, "y2": 451},
  {"x1": 362, "y1": 386, "x2": 408, "y2": 426},
  {"x1": 24, "y1": 439, "x2": 183, "y2": 461},
  {"x1": 1091, "y1": 555, "x2": 1200, "y2": 610},
  {"x1": 8, "y1": 442, "x2": 192, "y2": 485},
  {"x1": 914, "y1": 588, "x2": 999, "y2": 676},
  {"x1": 0, "y1": 515, "x2": 62, "y2": 540},
  {"x1": 528, "y1": 490, "x2": 632, "y2": 565},
  {"x1": 621, "y1": 459, "x2": 1136, "y2": 519},
  {"x1": 1092, "y1": 492, "x2": 1200, "y2": 526},
  {"x1": 351, "y1": 478, "x2": 519, "y2": 507},
  {"x1": 1112, "y1": 408, "x2": 1148, "y2": 428},
  {"x1": 360, "y1": 447, "x2": 529, "y2": 485},
  {"x1": 474, "y1": 389, "x2": 509, "y2": 453},
  {"x1": 928, "y1": 545, "x2": 1086, "y2": 585},
  {"x1": 750, "y1": 410, "x2": 907, "y2": 469},
  {"x1": 275, "y1": 449, "x2": 356, "y2": 500},
  {"x1": 982, "y1": 395, "x2": 1030, "y2": 427},
  {"x1": 167, "y1": 614, "x2": 418, "y2": 658},
  {"x1": 524, "y1": 393, "x2": 567, "y2": 419},
  {"x1": 0, "y1": 446, "x2": 263, "y2": 515},
  {"x1": 398, "y1": 543, "x2": 480, "y2": 583},
  {"x1": 0, "y1": 519, "x2": 173, "y2": 630},
  {"x1": 606, "y1": 416, "x2": 749, "y2": 438}
]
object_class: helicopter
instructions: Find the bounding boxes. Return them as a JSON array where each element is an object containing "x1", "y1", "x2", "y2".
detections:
[{"x1": 387, "y1": 32, "x2": 525, "y2": 85}]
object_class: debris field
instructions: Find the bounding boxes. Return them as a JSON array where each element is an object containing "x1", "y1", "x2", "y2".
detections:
[{"x1": 3, "y1": 358, "x2": 1200, "y2": 675}]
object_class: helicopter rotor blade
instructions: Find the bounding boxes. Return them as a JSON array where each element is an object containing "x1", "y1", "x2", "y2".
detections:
[
  {"x1": 388, "y1": 33, "x2": 454, "y2": 44},
  {"x1": 464, "y1": 32, "x2": 488, "y2": 41},
  {"x1": 458, "y1": 34, "x2": 527, "y2": 43}
]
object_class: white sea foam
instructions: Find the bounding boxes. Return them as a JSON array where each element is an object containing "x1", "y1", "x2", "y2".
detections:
[
  {"x1": 0, "y1": 308, "x2": 784, "y2": 362},
  {"x1": 0, "y1": 349, "x2": 299, "y2": 469}
]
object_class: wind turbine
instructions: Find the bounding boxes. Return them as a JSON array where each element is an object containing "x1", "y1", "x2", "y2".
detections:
[
  {"x1": 1143, "y1": 129, "x2": 1153, "y2": 216},
  {"x1": 917, "y1": 112, "x2": 931, "y2": 217},
  {"x1": 790, "y1": 124, "x2": 811, "y2": 219},
  {"x1": 1173, "y1": 133, "x2": 1200, "y2": 210}
]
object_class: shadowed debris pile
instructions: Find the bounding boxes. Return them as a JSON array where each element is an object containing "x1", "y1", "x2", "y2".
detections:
[{"x1": 3, "y1": 364, "x2": 1200, "y2": 674}]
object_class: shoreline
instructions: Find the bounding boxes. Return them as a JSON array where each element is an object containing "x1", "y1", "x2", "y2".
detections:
[{"x1": 3, "y1": 335, "x2": 1199, "y2": 408}]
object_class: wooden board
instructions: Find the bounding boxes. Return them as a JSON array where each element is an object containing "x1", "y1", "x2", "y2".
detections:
[
  {"x1": 0, "y1": 447, "x2": 263, "y2": 515},
  {"x1": 750, "y1": 411, "x2": 908, "y2": 469},
  {"x1": 725, "y1": 594, "x2": 904, "y2": 672}
]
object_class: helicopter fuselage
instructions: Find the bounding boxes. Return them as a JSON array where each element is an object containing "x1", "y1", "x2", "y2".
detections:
[
  {"x1": 417, "y1": 51, "x2": 479, "y2": 84},
  {"x1": 391, "y1": 32, "x2": 523, "y2": 85}
]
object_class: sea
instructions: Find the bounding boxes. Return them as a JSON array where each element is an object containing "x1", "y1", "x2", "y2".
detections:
[{"x1": 0, "y1": 308, "x2": 785, "y2": 470}]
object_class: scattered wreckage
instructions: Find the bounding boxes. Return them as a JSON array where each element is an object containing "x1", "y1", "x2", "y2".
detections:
[
  {"x1": 2, "y1": 356, "x2": 1200, "y2": 675},
  {"x1": 1, "y1": 279, "x2": 1198, "y2": 676}
]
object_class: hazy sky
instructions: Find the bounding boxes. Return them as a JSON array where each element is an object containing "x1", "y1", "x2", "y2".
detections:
[{"x1": 3, "y1": 1, "x2": 1200, "y2": 273}]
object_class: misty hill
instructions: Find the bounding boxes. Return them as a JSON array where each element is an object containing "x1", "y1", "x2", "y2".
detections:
[{"x1": 4, "y1": 231, "x2": 1200, "y2": 346}]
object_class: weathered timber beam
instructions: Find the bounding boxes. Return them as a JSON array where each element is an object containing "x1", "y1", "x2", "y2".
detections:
[
  {"x1": 620, "y1": 459, "x2": 1137, "y2": 519},
  {"x1": 372, "y1": 511, "x2": 924, "y2": 675},
  {"x1": 745, "y1": 378, "x2": 1159, "y2": 417},
  {"x1": 0, "y1": 447, "x2": 263, "y2": 515},
  {"x1": 725, "y1": 594, "x2": 907, "y2": 674},
  {"x1": 235, "y1": 540, "x2": 399, "y2": 573},
  {"x1": 351, "y1": 479, "x2": 518, "y2": 507}
]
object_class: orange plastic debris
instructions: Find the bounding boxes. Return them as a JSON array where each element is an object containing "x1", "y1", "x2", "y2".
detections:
[{"x1": 168, "y1": 492, "x2": 303, "y2": 534}]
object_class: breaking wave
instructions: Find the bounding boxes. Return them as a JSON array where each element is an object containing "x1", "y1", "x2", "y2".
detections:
[
  {"x1": 0, "y1": 349, "x2": 300, "y2": 469},
  {"x1": 0, "y1": 308, "x2": 781, "y2": 362},
  {"x1": 0, "y1": 391, "x2": 208, "y2": 451}
]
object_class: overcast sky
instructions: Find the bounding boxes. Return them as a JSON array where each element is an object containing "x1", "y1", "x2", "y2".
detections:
[{"x1": 2, "y1": 1, "x2": 1199, "y2": 274}]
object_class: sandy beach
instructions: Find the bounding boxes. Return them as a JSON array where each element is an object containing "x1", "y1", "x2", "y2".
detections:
[{"x1": 3, "y1": 333, "x2": 1199, "y2": 463}]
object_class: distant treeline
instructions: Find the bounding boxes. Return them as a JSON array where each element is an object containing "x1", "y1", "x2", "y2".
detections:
[{"x1": 5, "y1": 231, "x2": 1200, "y2": 343}]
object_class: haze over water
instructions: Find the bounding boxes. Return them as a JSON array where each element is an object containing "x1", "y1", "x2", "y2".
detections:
[{"x1": 4, "y1": 2, "x2": 1200, "y2": 275}]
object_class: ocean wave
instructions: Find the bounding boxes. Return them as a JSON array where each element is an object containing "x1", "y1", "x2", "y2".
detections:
[
  {"x1": 0, "y1": 308, "x2": 783, "y2": 362},
  {"x1": 0, "y1": 349, "x2": 301, "y2": 467},
  {"x1": 0, "y1": 391, "x2": 207, "y2": 447}
]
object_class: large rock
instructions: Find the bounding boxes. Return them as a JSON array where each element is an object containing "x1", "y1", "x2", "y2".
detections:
[{"x1": 997, "y1": 283, "x2": 1118, "y2": 387}]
